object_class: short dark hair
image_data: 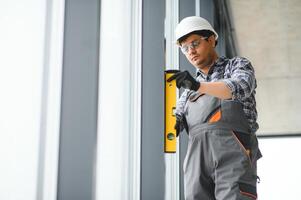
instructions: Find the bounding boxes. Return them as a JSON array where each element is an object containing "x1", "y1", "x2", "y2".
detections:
[{"x1": 178, "y1": 30, "x2": 218, "y2": 46}]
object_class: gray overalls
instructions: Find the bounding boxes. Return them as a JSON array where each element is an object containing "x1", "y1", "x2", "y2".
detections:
[{"x1": 183, "y1": 92, "x2": 261, "y2": 200}]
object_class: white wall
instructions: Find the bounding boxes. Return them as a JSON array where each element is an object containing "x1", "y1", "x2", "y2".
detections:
[
  {"x1": 229, "y1": 0, "x2": 301, "y2": 134},
  {"x1": 0, "y1": 1, "x2": 46, "y2": 199},
  {"x1": 225, "y1": 1, "x2": 301, "y2": 199}
]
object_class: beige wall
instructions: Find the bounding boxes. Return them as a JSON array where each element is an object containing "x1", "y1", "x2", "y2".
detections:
[{"x1": 228, "y1": 0, "x2": 301, "y2": 134}]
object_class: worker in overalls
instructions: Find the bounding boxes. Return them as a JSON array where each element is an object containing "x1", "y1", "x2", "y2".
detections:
[{"x1": 167, "y1": 16, "x2": 262, "y2": 200}]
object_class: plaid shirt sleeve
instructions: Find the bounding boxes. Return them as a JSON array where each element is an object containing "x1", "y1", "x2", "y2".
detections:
[
  {"x1": 222, "y1": 57, "x2": 256, "y2": 101},
  {"x1": 175, "y1": 89, "x2": 190, "y2": 115}
]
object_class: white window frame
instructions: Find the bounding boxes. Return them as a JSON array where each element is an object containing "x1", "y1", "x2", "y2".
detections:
[
  {"x1": 165, "y1": 0, "x2": 180, "y2": 200},
  {"x1": 95, "y1": 0, "x2": 142, "y2": 199},
  {"x1": 37, "y1": 0, "x2": 65, "y2": 199}
]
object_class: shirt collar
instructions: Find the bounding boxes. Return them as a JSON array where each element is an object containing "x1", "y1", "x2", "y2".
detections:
[{"x1": 196, "y1": 56, "x2": 227, "y2": 78}]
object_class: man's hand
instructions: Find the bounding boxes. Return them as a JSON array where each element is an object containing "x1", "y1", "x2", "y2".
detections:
[
  {"x1": 175, "y1": 114, "x2": 188, "y2": 137},
  {"x1": 167, "y1": 70, "x2": 200, "y2": 91}
]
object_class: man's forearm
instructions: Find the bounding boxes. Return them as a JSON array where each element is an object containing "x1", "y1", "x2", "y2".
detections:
[{"x1": 198, "y1": 81, "x2": 232, "y2": 100}]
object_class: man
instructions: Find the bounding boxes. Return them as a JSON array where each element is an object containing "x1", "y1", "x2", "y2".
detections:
[{"x1": 167, "y1": 16, "x2": 262, "y2": 200}]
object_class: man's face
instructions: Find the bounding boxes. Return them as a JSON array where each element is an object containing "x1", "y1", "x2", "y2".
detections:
[{"x1": 180, "y1": 34, "x2": 216, "y2": 71}]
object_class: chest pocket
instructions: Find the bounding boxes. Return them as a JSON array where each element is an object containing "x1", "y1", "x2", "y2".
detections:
[{"x1": 184, "y1": 93, "x2": 221, "y2": 129}]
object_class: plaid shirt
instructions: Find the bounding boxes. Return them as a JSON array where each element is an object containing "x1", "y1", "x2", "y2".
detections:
[{"x1": 176, "y1": 56, "x2": 258, "y2": 133}]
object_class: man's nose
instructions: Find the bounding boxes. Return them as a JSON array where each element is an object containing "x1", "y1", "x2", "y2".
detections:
[{"x1": 188, "y1": 47, "x2": 196, "y2": 55}]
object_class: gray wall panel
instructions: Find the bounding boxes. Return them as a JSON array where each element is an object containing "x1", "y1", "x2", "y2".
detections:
[
  {"x1": 58, "y1": 0, "x2": 100, "y2": 199},
  {"x1": 179, "y1": 0, "x2": 196, "y2": 73},
  {"x1": 179, "y1": 0, "x2": 195, "y2": 199},
  {"x1": 199, "y1": 0, "x2": 215, "y2": 24},
  {"x1": 141, "y1": 0, "x2": 165, "y2": 199}
]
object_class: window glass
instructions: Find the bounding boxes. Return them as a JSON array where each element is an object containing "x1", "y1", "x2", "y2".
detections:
[
  {"x1": 258, "y1": 137, "x2": 301, "y2": 199},
  {"x1": 0, "y1": 1, "x2": 46, "y2": 199}
]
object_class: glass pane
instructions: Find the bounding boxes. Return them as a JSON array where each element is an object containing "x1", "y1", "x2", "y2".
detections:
[{"x1": 0, "y1": 1, "x2": 46, "y2": 199}]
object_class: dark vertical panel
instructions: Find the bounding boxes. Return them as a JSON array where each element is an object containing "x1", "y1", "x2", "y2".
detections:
[
  {"x1": 179, "y1": 0, "x2": 195, "y2": 21},
  {"x1": 215, "y1": 0, "x2": 238, "y2": 57},
  {"x1": 141, "y1": 0, "x2": 165, "y2": 199},
  {"x1": 199, "y1": 0, "x2": 226, "y2": 56},
  {"x1": 199, "y1": 0, "x2": 215, "y2": 24},
  {"x1": 178, "y1": 1, "x2": 195, "y2": 199},
  {"x1": 179, "y1": 1, "x2": 196, "y2": 72},
  {"x1": 214, "y1": 1, "x2": 226, "y2": 57},
  {"x1": 58, "y1": 0, "x2": 100, "y2": 200},
  {"x1": 179, "y1": 0, "x2": 195, "y2": 73}
]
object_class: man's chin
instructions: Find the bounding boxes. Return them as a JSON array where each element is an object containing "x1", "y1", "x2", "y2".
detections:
[{"x1": 193, "y1": 60, "x2": 204, "y2": 68}]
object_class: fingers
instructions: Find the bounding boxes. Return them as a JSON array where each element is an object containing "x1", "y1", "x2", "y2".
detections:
[
  {"x1": 176, "y1": 75, "x2": 186, "y2": 88},
  {"x1": 174, "y1": 120, "x2": 180, "y2": 137},
  {"x1": 167, "y1": 71, "x2": 182, "y2": 82},
  {"x1": 167, "y1": 70, "x2": 189, "y2": 82},
  {"x1": 168, "y1": 72, "x2": 188, "y2": 91},
  {"x1": 174, "y1": 120, "x2": 180, "y2": 129},
  {"x1": 175, "y1": 114, "x2": 185, "y2": 137}
]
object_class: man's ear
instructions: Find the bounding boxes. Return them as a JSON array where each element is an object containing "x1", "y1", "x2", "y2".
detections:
[{"x1": 208, "y1": 35, "x2": 216, "y2": 47}]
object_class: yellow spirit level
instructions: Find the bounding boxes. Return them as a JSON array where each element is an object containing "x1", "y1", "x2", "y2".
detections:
[{"x1": 164, "y1": 70, "x2": 178, "y2": 153}]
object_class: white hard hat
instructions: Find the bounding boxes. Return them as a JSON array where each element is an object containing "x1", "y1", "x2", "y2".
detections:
[{"x1": 175, "y1": 16, "x2": 218, "y2": 44}]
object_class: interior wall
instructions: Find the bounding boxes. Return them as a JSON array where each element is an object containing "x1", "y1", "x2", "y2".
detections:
[
  {"x1": 178, "y1": 1, "x2": 195, "y2": 199},
  {"x1": 58, "y1": 0, "x2": 100, "y2": 199},
  {"x1": 141, "y1": 0, "x2": 166, "y2": 199},
  {"x1": 228, "y1": 0, "x2": 301, "y2": 134}
]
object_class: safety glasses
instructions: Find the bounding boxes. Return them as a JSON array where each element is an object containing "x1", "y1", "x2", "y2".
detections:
[{"x1": 180, "y1": 37, "x2": 208, "y2": 54}]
